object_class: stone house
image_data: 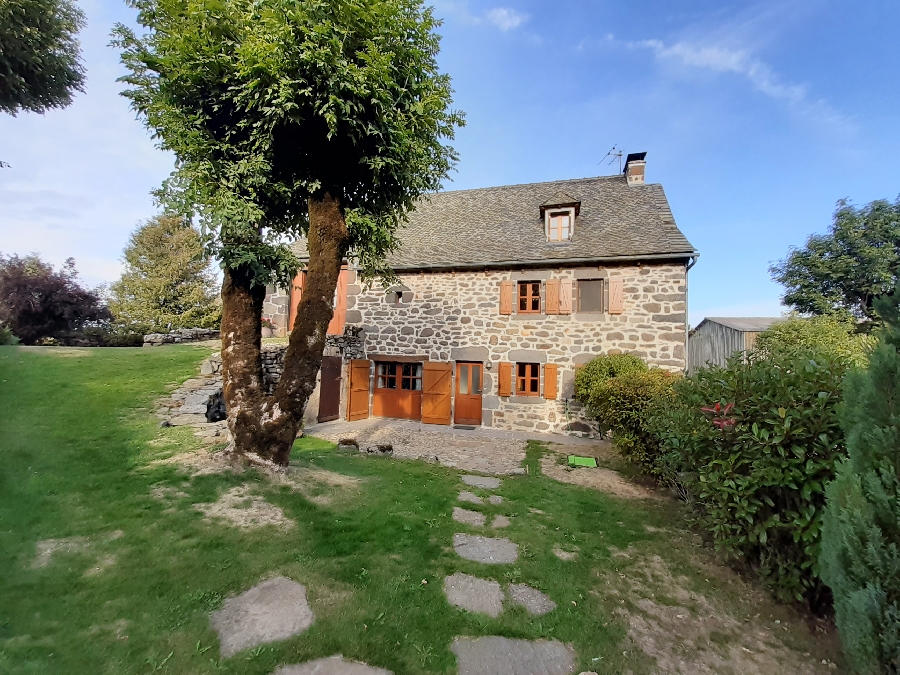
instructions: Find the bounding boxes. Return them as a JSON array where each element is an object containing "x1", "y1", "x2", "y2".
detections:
[{"x1": 264, "y1": 154, "x2": 698, "y2": 434}]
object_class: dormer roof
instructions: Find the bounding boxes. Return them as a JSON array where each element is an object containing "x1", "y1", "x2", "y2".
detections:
[{"x1": 539, "y1": 191, "x2": 581, "y2": 216}]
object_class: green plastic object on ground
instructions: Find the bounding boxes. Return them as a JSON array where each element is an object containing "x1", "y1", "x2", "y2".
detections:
[{"x1": 568, "y1": 455, "x2": 598, "y2": 468}]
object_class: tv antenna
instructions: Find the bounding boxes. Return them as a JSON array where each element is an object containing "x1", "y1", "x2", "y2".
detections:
[{"x1": 600, "y1": 145, "x2": 624, "y2": 173}]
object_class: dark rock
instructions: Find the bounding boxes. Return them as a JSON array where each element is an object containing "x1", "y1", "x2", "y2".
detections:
[
  {"x1": 366, "y1": 444, "x2": 393, "y2": 456},
  {"x1": 206, "y1": 389, "x2": 227, "y2": 423},
  {"x1": 159, "y1": 420, "x2": 173, "y2": 428}
]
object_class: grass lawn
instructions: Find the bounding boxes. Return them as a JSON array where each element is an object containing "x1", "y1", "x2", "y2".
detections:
[{"x1": 0, "y1": 345, "x2": 843, "y2": 674}]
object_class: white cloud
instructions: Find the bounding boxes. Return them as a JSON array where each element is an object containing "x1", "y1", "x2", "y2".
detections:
[
  {"x1": 434, "y1": 2, "x2": 527, "y2": 31},
  {"x1": 486, "y1": 7, "x2": 527, "y2": 31}
]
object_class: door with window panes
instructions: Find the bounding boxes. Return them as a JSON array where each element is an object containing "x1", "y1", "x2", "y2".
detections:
[
  {"x1": 372, "y1": 361, "x2": 423, "y2": 420},
  {"x1": 454, "y1": 362, "x2": 483, "y2": 425}
]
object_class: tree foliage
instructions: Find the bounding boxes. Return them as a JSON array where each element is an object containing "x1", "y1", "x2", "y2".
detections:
[
  {"x1": 770, "y1": 198, "x2": 900, "y2": 325},
  {"x1": 821, "y1": 289, "x2": 900, "y2": 674},
  {"x1": 0, "y1": 0, "x2": 86, "y2": 115},
  {"x1": 109, "y1": 214, "x2": 220, "y2": 331},
  {"x1": 754, "y1": 314, "x2": 875, "y2": 368},
  {"x1": 114, "y1": 0, "x2": 463, "y2": 464},
  {"x1": 113, "y1": 0, "x2": 463, "y2": 286},
  {"x1": 0, "y1": 254, "x2": 109, "y2": 344}
]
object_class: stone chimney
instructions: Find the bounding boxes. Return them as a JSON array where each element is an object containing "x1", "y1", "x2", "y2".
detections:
[{"x1": 623, "y1": 152, "x2": 647, "y2": 185}]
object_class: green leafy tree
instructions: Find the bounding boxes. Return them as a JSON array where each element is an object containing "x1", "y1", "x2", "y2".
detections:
[
  {"x1": 754, "y1": 314, "x2": 875, "y2": 368},
  {"x1": 0, "y1": 0, "x2": 86, "y2": 114},
  {"x1": 770, "y1": 198, "x2": 900, "y2": 326},
  {"x1": 820, "y1": 289, "x2": 900, "y2": 674},
  {"x1": 109, "y1": 214, "x2": 220, "y2": 331},
  {"x1": 114, "y1": 0, "x2": 463, "y2": 464}
]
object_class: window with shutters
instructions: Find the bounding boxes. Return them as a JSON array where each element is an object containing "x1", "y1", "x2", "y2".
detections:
[
  {"x1": 518, "y1": 281, "x2": 541, "y2": 313},
  {"x1": 578, "y1": 279, "x2": 605, "y2": 313},
  {"x1": 516, "y1": 363, "x2": 540, "y2": 396}
]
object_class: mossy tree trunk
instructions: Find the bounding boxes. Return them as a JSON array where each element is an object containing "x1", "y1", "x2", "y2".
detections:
[{"x1": 221, "y1": 193, "x2": 349, "y2": 466}]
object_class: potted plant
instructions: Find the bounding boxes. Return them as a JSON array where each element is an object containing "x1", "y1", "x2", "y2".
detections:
[{"x1": 261, "y1": 317, "x2": 277, "y2": 338}]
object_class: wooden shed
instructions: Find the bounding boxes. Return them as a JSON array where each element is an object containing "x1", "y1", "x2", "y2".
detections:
[{"x1": 688, "y1": 317, "x2": 784, "y2": 372}]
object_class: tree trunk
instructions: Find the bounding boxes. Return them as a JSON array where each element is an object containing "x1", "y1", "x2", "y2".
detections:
[{"x1": 222, "y1": 193, "x2": 349, "y2": 465}]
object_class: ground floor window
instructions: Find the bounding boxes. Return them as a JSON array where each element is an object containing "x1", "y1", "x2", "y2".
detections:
[
  {"x1": 376, "y1": 362, "x2": 422, "y2": 391},
  {"x1": 516, "y1": 362, "x2": 540, "y2": 396}
]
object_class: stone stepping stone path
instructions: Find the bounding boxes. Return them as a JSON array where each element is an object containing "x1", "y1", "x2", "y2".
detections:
[
  {"x1": 444, "y1": 572, "x2": 504, "y2": 617},
  {"x1": 453, "y1": 507, "x2": 486, "y2": 527},
  {"x1": 272, "y1": 655, "x2": 392, "y2": 674},
  {"x1": 490, "y1": 515, "x2": 510, "y2": 529},
  {"x1": 553, "y1": 547, "x2": 577, "y2": 561},
  {"x1": 458, "y1": 491, "x2": 484, "y2": 505},
  {"x1": 210, "y1": 577, "x2": 314, "y2": 658},
  {"x1": 453, "y1": 533, "x2": 519, "y2": 564},
  {"x1": 508, "y1": 583, "x2": 557, "y2": 616},
  {"x1": 488, "y1": 495, "x2": 503, "y2": 505},
  {"x1": 461, "y1": 475, "x2": 502, "y2": 490},
  {"x1": 451, "y1": 636, "x2": 576, "y2": 675}
]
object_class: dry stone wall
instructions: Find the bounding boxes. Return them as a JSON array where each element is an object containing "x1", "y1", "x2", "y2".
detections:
[{"x1": 345, "y1": 263, "x2": 687, "y2": 434}]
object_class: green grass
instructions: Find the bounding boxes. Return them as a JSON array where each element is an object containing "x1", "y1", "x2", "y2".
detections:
[{"x1": 0, "y1": 345, "x2": 842, "y2": 674}]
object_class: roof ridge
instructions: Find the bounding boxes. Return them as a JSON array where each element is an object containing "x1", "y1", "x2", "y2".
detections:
[{"x1": 432, "y1": 174, "x2": 662, "y2": 197}]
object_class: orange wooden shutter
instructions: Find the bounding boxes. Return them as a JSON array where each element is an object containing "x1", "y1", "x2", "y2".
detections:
[
  {"x1": 545, "y1": 279, "x2": 560, "y2": 315},
  {"x1": 609, "y1": 278, "x2": 624, "y2": 314},
  {"x1": 498, "y1": 362, "x2": 512, "y2": 397},
  {"x1": 559, "y1": 279, "x2": 573, "y2": 314},
  {"x1": 499, "y1": 280, "x2": 513, "y2": 315},
  {"x1": 288, "y1": 271, "x2": 306, "y2": 331},
  {"x1": 327, "y1": 268, "x2": 349, "y2": 334},
  {"x1": 421, "y1": 361, "x2": 452, "y2": 425},
  {"x1": 347, "y1": 359, "x2": 370, "y2": 421},
  {"x1": 543, "y1": 364, "x2": 558, "y2": 400}
]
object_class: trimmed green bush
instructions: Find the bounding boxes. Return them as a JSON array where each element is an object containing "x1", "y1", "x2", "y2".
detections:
[
  {"x1": 574, "y1": 353, "x2": 647, "y2": 406},
  {"x1": 820, "y1": 292, "x2": 900, "y2": 674},
  {"x1": 755, "y1": 314, "x2": 874, "y2": 367},
  {"x1": 648, "y1": 347, "x2": 850, "y2": 606},
  {"x1": 591, "y1": 368, "x2": 677, "y2": 472}
]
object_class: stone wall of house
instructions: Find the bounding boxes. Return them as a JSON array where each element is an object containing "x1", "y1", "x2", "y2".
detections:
[
  {"x1": 343, "y1": 263, "x2": 687, "y2": 434},
  {"x1": 263, "y1": 285, "x2": 291, "y2": 337}
]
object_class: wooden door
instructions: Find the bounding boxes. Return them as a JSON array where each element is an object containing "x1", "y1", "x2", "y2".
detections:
[
  {"x1": 372, "y1": 362, "x2": 422, "y2": 421},
  {"x1": 317, "y1": 356, "x2": 342, "y2": 423},
  {"x1": 421, "y1": 361, "x2": 452, "y2": 425},
  {"x1": 454, "y1": 362, "x2": 483, "y2": 425},
  {"x1": 347, "y1": 359, "x2": 370, "y2": 421}
]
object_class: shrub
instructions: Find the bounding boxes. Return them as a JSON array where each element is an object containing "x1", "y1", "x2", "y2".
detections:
[
  {"x1": 0, "y1": 324, "x2": 17, "y2": 345},
  {"x1": 648, "y1": 347, "x2": 849, "y2": 606},
  {"x1": 591, "y1": 368, "x2": 678, "y2": 472},
  {"x1": 0, "y1": 254, "x2": 110, "y2": 344},
  {"x1": 755, "y1": 313, "x2": 874, "y2": 367},
  {"x1": 820, "y1": 291, "x2": 900, "y2": 673},
  {"x1": 574, "y1": 353, "x2": 647, "y2": 406}
]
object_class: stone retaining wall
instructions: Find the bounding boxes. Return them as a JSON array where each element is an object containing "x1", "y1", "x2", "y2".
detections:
[{"x1": 144, "y1": 327, "x2": 220, "y2": 346}]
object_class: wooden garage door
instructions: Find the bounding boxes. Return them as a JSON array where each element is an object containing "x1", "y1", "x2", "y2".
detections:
[
  {"x1": 347, "y1": 359, "x2": 370, "y2": 421},
  {"x1": 422, "y1": 361, "x2": 452, "y2": 425},
  {"x1": 372, "y1": 362, "x2": 423, "y2": 421}
]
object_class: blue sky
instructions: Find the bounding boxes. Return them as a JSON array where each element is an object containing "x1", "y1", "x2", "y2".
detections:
[{"x1": 1, "y1": 0, "x2": 899, "y2": 326}]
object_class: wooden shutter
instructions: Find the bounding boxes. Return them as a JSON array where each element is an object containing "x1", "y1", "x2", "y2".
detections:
[
  {"x1": 288, "y1": 271, "x2": 306, "y2": 331},
  {"x1": 498, "y1": 362, "x2": 512, "y2": 397},
  {"x1": 609, "y1": 278, "x2": 624, "y2": 315},
  {"x1": 327, "y1": 268, "x2": 349, "y2": 334},
  {"x1": 559, "y1": 279, "x2": 573, "y2": 314},
  {"x1": 545, "y1": 279, "x2": 560, "y2": 315},
  {"x1": 499, "y1": 280, "x2": 513, "y2": 315},
  {"x1": 543, "y1": 364, "x2": 558, "y2": 400},
  {"x1": 347, "y1": 359, "x2": 370, "y2": 421},
  {"x1": 421, "y1": 361, "x2": 452, "y2": 425}
]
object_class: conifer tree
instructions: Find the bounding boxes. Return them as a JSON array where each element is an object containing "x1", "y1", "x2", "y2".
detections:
[
  {"x1": 821, "y1": 287, "x2": 900, "y2": 674},
  {"x1": 109, "y1": 214, "x2": 220, "y2": 331}
]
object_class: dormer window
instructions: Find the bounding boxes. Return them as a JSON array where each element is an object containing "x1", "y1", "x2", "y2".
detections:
[
  {"x1": 540, "y1": 191, "x2": 580, "y2": 243},
  {"x1": 547, "y1": 209, "x2": 573, "y2": 241}
]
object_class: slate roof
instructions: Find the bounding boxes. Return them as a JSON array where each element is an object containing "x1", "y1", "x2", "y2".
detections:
[{"x1": 293, "y1": 174, "x2": 697, "y2": 270}]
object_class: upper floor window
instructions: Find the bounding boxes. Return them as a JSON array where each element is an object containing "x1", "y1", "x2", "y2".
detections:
[
  {"x1": 518, "y1": 281, "x2": 541, "y2": 313},
  {"x1": 547, "y1": 210, "x2": 572, "y2": 241},
  {"x1": 578, "y1": 279, "x2": 605, "y2": 313}
]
